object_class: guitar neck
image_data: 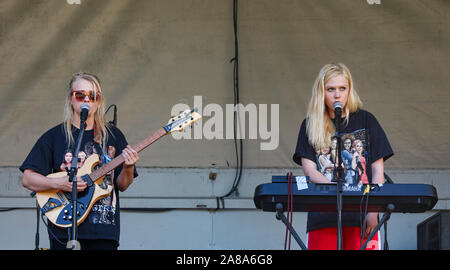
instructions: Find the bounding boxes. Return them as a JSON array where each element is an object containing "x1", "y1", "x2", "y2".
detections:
[{"x1": 89, "y1": 127, "x2": 167, "y2": 181}]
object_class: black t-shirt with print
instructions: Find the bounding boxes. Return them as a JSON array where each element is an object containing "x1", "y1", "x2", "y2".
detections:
[
  {"x1": 20, "y1": 123, "x2": 138, "y2": 243},
  {"x1": 293, "y1": 109, "x2": 393, "y2": 232}
]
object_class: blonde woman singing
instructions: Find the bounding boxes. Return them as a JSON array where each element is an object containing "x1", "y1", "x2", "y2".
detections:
[{"x1": 293, "y1": 63, "x2": 393, "y2": 250}]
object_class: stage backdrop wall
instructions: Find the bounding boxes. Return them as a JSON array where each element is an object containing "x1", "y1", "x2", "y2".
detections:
[{"x1": 0, "y1": 0, "x2": 449, "y2": 169}]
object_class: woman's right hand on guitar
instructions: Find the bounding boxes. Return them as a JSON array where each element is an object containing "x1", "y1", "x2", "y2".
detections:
[
  {"x1": 22, "y1": 169, "x2": 87, "y2": 193},
  {"x1": 56, "y1": 175, "x2": 87, "y2": 192}
]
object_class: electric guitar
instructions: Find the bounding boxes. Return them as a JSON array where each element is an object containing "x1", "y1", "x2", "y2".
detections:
[{"x1": 36, "y1": 108, "x2": 202, "y2": 228}]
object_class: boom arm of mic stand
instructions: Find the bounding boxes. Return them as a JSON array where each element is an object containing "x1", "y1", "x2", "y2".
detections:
[{"x1": 360, "y1": 204, "x2": 394, "y2": 250}]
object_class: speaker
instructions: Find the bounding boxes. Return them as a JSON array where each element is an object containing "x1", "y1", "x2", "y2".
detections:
[{"x1": 417, "y1": 211, "x2": 450, "y2": 250}]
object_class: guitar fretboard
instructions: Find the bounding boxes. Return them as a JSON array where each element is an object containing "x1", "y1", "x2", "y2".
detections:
[{"x1": 89, "y1": 127, "x2": 167, "y2": 181}]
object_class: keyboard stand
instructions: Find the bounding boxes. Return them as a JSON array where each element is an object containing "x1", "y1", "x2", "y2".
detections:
[{"x1": 276, "y1": 203, "x2": 308, "y2": 250}]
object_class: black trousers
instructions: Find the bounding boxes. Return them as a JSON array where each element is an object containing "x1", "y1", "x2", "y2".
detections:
[{"x1": 50, "y1": 237, "x2": 118, "y2": 250}]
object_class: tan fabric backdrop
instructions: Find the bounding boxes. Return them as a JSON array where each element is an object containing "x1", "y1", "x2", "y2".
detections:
[{"x1": 0, "y1": 0, "x2": 449, "y2": 168}]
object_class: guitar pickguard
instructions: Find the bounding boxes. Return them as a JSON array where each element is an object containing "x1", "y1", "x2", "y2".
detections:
[{"x1": 55, "y1": 184, "x2": 95, "y2": 226}]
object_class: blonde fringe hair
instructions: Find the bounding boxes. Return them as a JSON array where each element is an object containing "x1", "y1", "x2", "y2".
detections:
[
  {"x1": 63, "y1": 72, "x2": 109, "y2": 149},
  {"x1": 306, "y1": 63, "x2": 363, "y2": 151}
]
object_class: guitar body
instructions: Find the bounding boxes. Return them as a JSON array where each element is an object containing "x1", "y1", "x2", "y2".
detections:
[{"x1": 36, "y1": 154, "x2": 110, "y2": 228}]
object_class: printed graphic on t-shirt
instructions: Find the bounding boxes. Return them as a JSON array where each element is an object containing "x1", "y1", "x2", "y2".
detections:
[
  {"x1": 59, "y1": 143, "x2": 117, "y2": 226},
  {"x1": 316, "y1": 129, "x2": 370, "y2": 185}
]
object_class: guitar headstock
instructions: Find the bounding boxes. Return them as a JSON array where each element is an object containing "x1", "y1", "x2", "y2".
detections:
[{"x1": 164, "y1": 108, "x2": 202, "y2": 133}]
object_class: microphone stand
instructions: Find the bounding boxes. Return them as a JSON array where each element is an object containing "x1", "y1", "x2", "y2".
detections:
[
  {"x1": 333, "y1": 113, "x2": 345, "y2": 250},
  {"x1": 66, "y1": 119, "x2": 87, "y2": 250}
]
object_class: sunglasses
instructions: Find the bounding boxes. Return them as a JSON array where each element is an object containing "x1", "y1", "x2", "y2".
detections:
[{"x1": 71, "y1": 90, "x2": 101, "y2": 102}]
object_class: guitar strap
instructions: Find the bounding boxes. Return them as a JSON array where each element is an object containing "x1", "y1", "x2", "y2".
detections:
[{"x1": 93, "y1": 143, "x2": 106, "y2": 166}]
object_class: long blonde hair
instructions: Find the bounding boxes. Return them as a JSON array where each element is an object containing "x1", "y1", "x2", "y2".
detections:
[
  {"x1": 306, "y1": 63, "x2": 362, "y2": 150},
  {"x1": 63, "y1": 72, "x2": 109, "y2": 148}
]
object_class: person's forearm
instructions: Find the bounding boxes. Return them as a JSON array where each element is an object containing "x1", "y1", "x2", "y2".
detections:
[
  {"x1": 308, "y1": 169, "x2": 333, "y2": 183},
  {"x1": 371, "y1": 158, "x2": 385, "y2": 184},
  {"x1": 22, "y1": 169, "x2": 87, "y2": 192},
  {"x1": 117, "y1": 165, "x2": 135, "y2": 192},
  {"x1": 301, "y1": 158, "x2": 332, "y2": 183},
  {"x1": 22, "y1": 170, "x2": 59, "y2": 192}
]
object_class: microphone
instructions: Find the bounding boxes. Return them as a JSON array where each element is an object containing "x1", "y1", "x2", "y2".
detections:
[
  {"x1": 80, "y1": 103, "x2": 90, "y2": 123},
  {"x1": 333, "y1": 102, "x2": 343, "y2": 119}
]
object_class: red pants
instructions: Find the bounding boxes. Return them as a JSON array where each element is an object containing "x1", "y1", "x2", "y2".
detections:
[{"x1": 307, "y1": 227, "x2": 380, "y2": 250}]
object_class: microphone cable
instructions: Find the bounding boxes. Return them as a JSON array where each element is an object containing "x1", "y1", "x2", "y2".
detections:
[
  {"x1": 359, "y1": 184, "x2": 371, "y2": 249},
  {"x1": 105, "y1": 104, "x2": 118, "y2": 127}
]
